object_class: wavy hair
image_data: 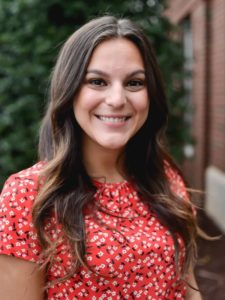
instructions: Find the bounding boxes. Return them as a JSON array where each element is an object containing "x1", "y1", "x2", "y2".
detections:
[{"x1": 33, "y1": 16, "x2": 197, "y2": 282}]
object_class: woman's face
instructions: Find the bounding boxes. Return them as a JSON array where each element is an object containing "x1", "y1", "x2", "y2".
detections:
[{"x1": 73, "y1": 38, "x2": 149, "y2": 153}]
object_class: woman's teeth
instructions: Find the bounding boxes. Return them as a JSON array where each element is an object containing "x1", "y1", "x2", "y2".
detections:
[{"x1": 97, "y1": 116, "x2": 128, "y2": 122}]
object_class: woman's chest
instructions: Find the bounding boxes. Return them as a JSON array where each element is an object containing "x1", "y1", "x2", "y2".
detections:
[
  {"x1": 84, "y1": 205, "x2": 181, "y2": 277},
  {"x1": 47, "y1": 196, "x2": 186, "y2": 299}
]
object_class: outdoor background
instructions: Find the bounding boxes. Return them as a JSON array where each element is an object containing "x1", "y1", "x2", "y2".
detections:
[{"x1": 0, "y1": 0, "x2": 224, "y2": 299}]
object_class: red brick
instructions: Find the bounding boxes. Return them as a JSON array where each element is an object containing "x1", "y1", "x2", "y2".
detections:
[{"x1": 165, "y1": 0, "x2": 225, "y2": 187}]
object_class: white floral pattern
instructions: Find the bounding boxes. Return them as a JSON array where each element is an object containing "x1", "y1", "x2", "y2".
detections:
[{"x1": 0, "y1": 162, "x2": 188, "y2": 299}]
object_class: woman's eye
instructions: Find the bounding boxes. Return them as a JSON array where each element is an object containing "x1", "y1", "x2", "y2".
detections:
[
  {"x1": 127, "y1": 80, "x2": 144, "y2": 88},
  {"x1": 88, "y1": 79, "x2": 106, "y2": 86}
]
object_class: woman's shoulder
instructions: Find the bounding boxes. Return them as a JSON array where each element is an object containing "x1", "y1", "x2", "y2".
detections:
[
  {"x1": 164, "y1": 160, "x2": 189, "y2": 200},
  {"x1": 0, "y1": 162, "x2": 45, "y2": 261},
  {"x1": 1, "y1": 161, "x2": 45, "y2": 191},
  {"x1": 5, "y1": 160, "x2": 45, "y2": 182},
  {"x1": 0, "y1": 161, "x2": 46, "y2": 206}
]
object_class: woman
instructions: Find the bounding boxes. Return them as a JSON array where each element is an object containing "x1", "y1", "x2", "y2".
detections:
[{"x1": 0, "y1": 16, "x2": 202, "y2": 299}]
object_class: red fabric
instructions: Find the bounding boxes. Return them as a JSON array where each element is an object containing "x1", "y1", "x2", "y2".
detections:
[{"x1": 0, "y1": 162, "x2": 188, "y2": 299}]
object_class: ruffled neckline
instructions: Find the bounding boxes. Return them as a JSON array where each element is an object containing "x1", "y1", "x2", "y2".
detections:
[
  {"x1": 92, "y1": 179, "x2": 130, "y2": 189},
  {"x1": 89, "y1": 178, "x2": 147, "y2": 219}
]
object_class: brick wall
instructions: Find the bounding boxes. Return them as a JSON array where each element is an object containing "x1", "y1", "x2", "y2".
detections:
[
  {"x1": 166, "y1": 0, "x2": 225, "y2": 229},
  {"x1": 191, "y1": 2, "x2": 207, "y2": 188},
  {"x1": 208, "y1": 0, "x2": 225, "y2": 171},
  {"x1": 166, "y1": 0, "x2": 208, "y2": 188},
  {"x1": 165, "y1": 0, "x2": 199, "y2": 23}
]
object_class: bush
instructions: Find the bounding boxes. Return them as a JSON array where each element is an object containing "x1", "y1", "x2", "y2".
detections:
[{"x1": 0, "y1": 0, "x2": 189, "y2": 187}]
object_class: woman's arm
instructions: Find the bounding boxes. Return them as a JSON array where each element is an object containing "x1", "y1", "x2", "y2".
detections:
[
  {"x1": 185, "y1": 267, "x2": 202, "y2": 300},
  {"x1": 0, "y1": 254, "x2": 45, "y2": 300}
]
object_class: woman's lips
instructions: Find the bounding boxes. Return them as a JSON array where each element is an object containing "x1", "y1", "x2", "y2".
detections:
[{"x1": 95, "y1": 115, "x2": 131, "y2": 123}]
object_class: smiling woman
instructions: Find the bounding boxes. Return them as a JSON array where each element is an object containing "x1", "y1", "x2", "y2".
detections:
[
  {"x1": 74, "y1": 38, "x2": 149, "y2": 156},
  {"x1": 0, "y1": 16, "x2": 201, "y2": 299}
]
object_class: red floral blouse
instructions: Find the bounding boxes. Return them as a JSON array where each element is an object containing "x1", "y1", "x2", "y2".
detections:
[{"x1": 0, "y1": 162, "x2": 189, "y2": 299}]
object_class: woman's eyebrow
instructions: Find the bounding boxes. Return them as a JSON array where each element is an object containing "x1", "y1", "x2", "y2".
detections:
[
  {"x1": 86, "y1": 69, "x2": 146, "y2": 77},
  {"x1": 86, "y1": 70, "x2": 107, "y2": 76}
]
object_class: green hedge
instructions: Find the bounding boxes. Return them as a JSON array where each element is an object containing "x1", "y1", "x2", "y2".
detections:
[{"x1": 0, "y1": 0, "x2": 190, "y2": 187}]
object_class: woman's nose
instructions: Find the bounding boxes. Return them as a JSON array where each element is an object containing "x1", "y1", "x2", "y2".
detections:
[{"x1": 105, "y1": 83, "x2": 127, "y2": 108}]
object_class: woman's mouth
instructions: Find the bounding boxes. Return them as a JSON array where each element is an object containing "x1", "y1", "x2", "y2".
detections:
[{"x1": 95, "y1": 115, "x2": 131, "y2": 123}]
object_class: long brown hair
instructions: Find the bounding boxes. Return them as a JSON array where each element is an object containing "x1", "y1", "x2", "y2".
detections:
[{"x1": 34, "y1": 15, "x2": 197, "y2": 281}]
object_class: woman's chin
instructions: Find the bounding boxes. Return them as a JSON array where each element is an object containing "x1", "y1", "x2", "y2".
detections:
[{"x1": 97, "y1": 140, "x2": 127, "y2": 152}]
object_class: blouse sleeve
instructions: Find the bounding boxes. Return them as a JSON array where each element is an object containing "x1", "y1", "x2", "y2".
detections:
[
  {"x1": 165, "y1": 166, "x2": 190, "y2": 201},
  {"x1": 0, "y1": 170, "x2": 41, "y2": 263},
  {"x1": 165, "y1": 164, "x2": 197, "y2": 216}
]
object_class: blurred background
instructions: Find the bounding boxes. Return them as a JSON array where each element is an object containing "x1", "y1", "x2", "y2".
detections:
[
  {"x1": 165, "y1": 1, "x2": 225, "y2": 299},
  {"x1": 0, "y1": 0, "x2": 224, "y2": 298}
]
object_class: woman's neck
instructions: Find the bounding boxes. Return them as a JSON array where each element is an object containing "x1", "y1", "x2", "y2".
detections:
[{"x1": 82, "y1": 140, "x2": 126, "y2": 183}]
